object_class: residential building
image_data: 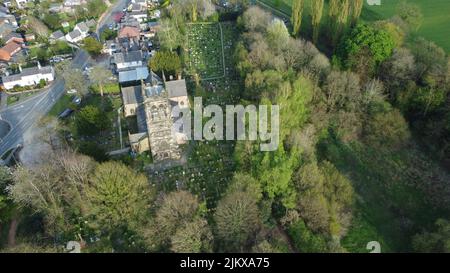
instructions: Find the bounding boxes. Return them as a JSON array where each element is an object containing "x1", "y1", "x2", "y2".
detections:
[
  {"x1": 50, "y1": 30, "x2": 66, "y2": 42},
  {"x1": 0, "y1": 41, "x2": 22, "y2": 62},
  {"x1": 118, "y1": 26, "x2": 140, "y2": 40},
  {"x1": 113, "y1": 50, "x2": 143, "y2": 71},
  {"x1": 1, "y1": 63, "x2": 55, "y2": 90},
  {"x1": 118, "y1": 66, "x2": 149, "y2": 84}
]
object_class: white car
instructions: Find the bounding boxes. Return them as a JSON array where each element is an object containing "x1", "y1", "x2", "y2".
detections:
[{"x1": 67, "y1": 89, "x2": 77, "y2": 94}]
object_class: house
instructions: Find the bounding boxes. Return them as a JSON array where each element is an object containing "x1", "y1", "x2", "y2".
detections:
[
  {"x1": 1, "y1": 63, "x2": 55, "y2": 90},
  {"x1": 2, "y1": 1, "x2": 13, "y2": 8},
  {"x1": 74, "y1": 21, "x2": 89, "y2": 34},
  {"x1": 49, "y1": 3, "x2": 64, "y2": 13},
  {"x1": 121, "y1": 76, "x2": 188, "y2": 160},
  {"x1": 118, "y1": 26, "x2": 140, "y2": 40},
  {"x1": 65, "y1": 29, "x2": 84, "y2": 43},
  {"x1": 14, "y1": 0, "x2": 31, "y2": 9},
  {"x1": 65, "y1": 20, "x2": 94, "y2": 43},
  {"x1": 63, "y1": 0, "x2": 84, "y2": 6},
  {"x1": 61, "y1": 21, "x2": 70, "y2": 28},
  {"x1": 50, "y1": 30, "x2": 66, "y2": 41},
  {"x1": 0, "y1": 41, "x2": 22, "y2": 62},
  {"x1": 0, "y1": 11, "x2": 17, "y2": 27},
  {"x1": 113, "y1": 50, "x2": 143, "y2": 71},
  {"x1": 24, "y1": 33, "x2": 35, "y2": 42},
  {"x1": 118, "y1": 66, "x2": 149, "y2": 84},
  {"x1": 129, "y1": 11, "x2": 148, "y2": 23}
]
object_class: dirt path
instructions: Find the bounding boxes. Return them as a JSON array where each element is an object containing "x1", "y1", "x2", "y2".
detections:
[{"x1": 276, "y1": 224, "x2": 297, "y2": 253}]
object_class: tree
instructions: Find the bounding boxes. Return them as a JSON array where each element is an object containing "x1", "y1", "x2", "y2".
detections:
[
  {"x1": 323, "y1": 70, "x2": 362, "y2": 113},
  {"x1": 86, "y1": 162, "x2": 153, "y2": 231},
  {"x1": 75, "y1": 105, "x2": 111, "y2": 136},
  {"x1": 59, "y1": 63, "x2": 88, "y2": 95},
  {"x1": 311, "y1": 0, "x2": 324, "y2": 44},
  {"x1": 350, "y1": 0, "x2": 363, "y2": 26},
  {"x1": 82, "y1": 37, "x2": 103, "y2": 57},
  {"x1": 8, "y1": 151, "x2": 95, "y2": 235},
  {"x1": 149, "y1": 50, "x2": 182, "y2": 77},
  {"x1": 364, "y1": 107, "x2": 411, "y2": 151},
  {"x1": 157, "y1": 18, "x2": 184, "y2": 51},
  {"x1": 413, "y1": 219, "x2": 450, "y2": 253},
  {"x1": 291, "y1": 0, "x2": 304, "y2": 37},
  {"x1": 339, "y1": 24, "x2": 395, "y2": 67},
  {"x1": 170, "y1": 218, "x2": 213, "y2": 253},
  {"x1": 100, "y1": 28, "x2": 117, "y2": 42},
  {"x1": 334, "y1": 0, "x2": 350, "y2": 46},
  {"x1": 27, "y1": 16, "x2": 50, "y2": 37},
  {"x1": 214, "y1": 188, "x2": 261, "y2": 252},
  {"x1": 239, "y1": 6, "x2": 271, "y2": 33},
  {"x1": 266, "y1": 19, "x2": 289, "y2": 51},
  {"x1": 42, "y1": 13, "x2": 60, "y2": 30},
  {"x1": 90, "y1": 66, "x2": 113, "y2": 97},
  {"x1": 87, "y1": 0, "x2": 107, "y2": 18},
  {"x1": 153, "y1": 191, "x2": 203, "y2": 248},
  {"x1": 396, "y1": 1, "x2": 423, "y2": 31}
]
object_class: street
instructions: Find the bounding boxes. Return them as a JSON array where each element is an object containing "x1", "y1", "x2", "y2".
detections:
[
  {"x1": 0, "y1": 0, "x2": 130, "y2": 157},
  {"x1": 0, "y1": 50, "x2": 90, "y2": 157}
]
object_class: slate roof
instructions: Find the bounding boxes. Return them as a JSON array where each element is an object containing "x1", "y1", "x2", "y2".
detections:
[
  {"x1": 2, "y1": 66, "x2": 53, "y2": 83},
  {"x1": 76, "y1": 21, "x2": 89, "y2": 33},
  {"x1": 50, "y1": 30, "x2": 65, "y2": 40},
  {"x1": 121, "y1": 85, "x2": 142, "y2": 105},
  {"x1": 118, "y1": 66, "x2": 149, "y2": 83},
  {"x1": 113, "y1": 50, "x2": 142, "y2": 64},
  {"x1": 67, "y1": 29, "x2": 82, "y2": 39},
  {"x1": 165, "y1": 79, "x2": 188, "y2": 98}
]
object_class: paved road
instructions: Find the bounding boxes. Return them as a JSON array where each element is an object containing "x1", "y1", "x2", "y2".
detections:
[
  {"x1": 97, "y1": 0, "x2": 129, "y2": 38},
  {"x1": 0, "y1": 50, "x2": 90, "y2": 156}
]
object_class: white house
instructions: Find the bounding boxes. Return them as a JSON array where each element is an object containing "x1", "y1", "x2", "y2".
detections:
[
  {"x1": 1, "y1": 63, "x2": 55, "y2": 90},
  {"x1": 113, "y1": 50, "x2": 143, "y2": 71},
  {"x1": 14, "y1": 0, "x2": 31, "y2": 9},
  {"x1": 129, "y1": 11, "x2": 148, "y2": 23},
  {"x1": 65, "y1": 20, "x2": 94, "y2": 43}
]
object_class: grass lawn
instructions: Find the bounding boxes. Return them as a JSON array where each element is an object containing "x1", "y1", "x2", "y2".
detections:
[
  {"x1": 48, "y1": 94, "x2": 72, "y2": 117},
  {"x1": 259, "y1": 0, "x2": 450, "y2": 52}
]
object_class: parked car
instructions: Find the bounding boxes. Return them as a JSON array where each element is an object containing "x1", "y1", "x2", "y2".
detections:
[
  {"x1": 72, "y1": 95, "x2": 82, "y2": 105},
  {"x1": 58, "y1": 108, "x2": 74, "y2": 119}
]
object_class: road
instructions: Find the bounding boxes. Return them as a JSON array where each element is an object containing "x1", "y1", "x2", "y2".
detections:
[
  {"x1": 96, "y1": 0, "x2": 129, "y2": 38},
  {"x1": 0, "y1": 0, "x2": 129, "y2": 157},
  {"x1": 0, "y1": 50, "x2": 90, "y2": 157}
]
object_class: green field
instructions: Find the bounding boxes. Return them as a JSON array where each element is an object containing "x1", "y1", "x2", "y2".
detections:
[{"x1": 258, "y1": 0, "x2": 450, "y2": 52}]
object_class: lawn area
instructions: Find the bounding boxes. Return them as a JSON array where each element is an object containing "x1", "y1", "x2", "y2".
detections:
[
  {"x1": 320, "y1": 139, "x2": 450, "y2": 252},
  {"x1": 185, "y1": 22, "x2": 225, "y2": 79},
  {"x1": 48, "y1": 94, "x2": 72, "y2": 117},
  {"x1": 259, "y1": 0, "x2": 450, "y2": 52}
]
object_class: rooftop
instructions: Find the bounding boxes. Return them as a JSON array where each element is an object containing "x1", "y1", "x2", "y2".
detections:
[
  {"x1": 118, "y1": 66, "x2": 149, "y2": 83},
  {"x1": 2, "y1": 65, "x2": 53, "y2": 83},
  {"x1": 165, "y1": 79, "x2": 188, "y2": 98}
]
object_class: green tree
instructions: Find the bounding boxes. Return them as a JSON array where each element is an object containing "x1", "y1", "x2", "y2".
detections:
[
  {"x1": 412, "y1": 219, "x2": 450, "y2": 253},
  {"x1": 86, "y1": 162, "x2": 153, "y2": 231},
  {"x1": 350, "y1": 0, "x2": 363, "y2": 26},
  {"x1": 311, "y1": 0, "x2": 324, "y2": 44},
  {"x1": 149, "y1": 50, "x2": 182, "y2": 77},
  {"x1": 396, "y1": 1, "x2": 423, "y2": 31},
  {"x1": 82, "y1": 37, "x2": 103, "y2": 57},
  {"x1": 170, "y1": 218, "x2": 213, "y2": 253},
  {"x1": 291, "y1": 0, "x2": 304, "y2": 37},
  {"x1": 214, "y1": 188, "x2": 261, "y2": 252},
  {"x1": 339, "y1": 24, "x2": 395, "y2": 67},
  {"x1": 75, "y1": 105, "x2": 111, "y2": 136}
]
